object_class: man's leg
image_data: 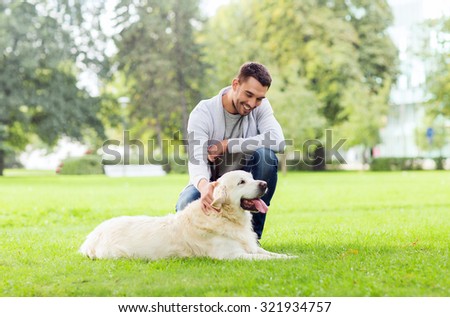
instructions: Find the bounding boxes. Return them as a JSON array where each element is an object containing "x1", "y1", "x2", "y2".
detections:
[
  {"x1": 244, "y1": 147, "x2": 279, "y2": 239},
  {"x1": 175, "y1": 184, "x2": 201, "y2": 212}
]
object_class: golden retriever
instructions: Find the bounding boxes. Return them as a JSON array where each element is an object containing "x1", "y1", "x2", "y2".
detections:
[{"x1": 79, "y1": 170, "x2": 294, "y2": 260}]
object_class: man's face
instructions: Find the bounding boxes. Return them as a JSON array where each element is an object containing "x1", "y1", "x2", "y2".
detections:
[{"x1": 231, "y1": 76, "x2": 268, "y2": 116}]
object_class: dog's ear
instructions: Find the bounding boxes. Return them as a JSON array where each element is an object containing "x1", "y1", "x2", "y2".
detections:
[{"x1": 211, "y1": 184, "x2": 227, "y2": 209}]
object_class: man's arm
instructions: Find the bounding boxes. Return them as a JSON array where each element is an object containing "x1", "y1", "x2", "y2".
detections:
[
  {"x1": 187, "y1": 105, "x2": 212, "y2": 190},
  {"x1": 207, "y1": 139, "x2": 228, "y2": 162},
  {"x1": 197, "y1": 178, "x2": 218, "y2": 213}
]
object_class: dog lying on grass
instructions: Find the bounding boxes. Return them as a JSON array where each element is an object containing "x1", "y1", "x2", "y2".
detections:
[{"x1": 80, "y1": 170, "x2": 295, "y2": 260}]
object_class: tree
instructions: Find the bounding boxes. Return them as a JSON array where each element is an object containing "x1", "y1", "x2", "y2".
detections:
[
  {"x1": 201, "y1": 0, "x2": 398, "y2": 162},
  {"x1": 335, "y1": 77, "x2": 392, "y2": 163},
  {"x1": 110, "y1": 0, "x2": 204, "y2": 148},
  {"x1": 423, "y1": 17, "x2": 450, "y2": 116},
  {"x1": 0, "y1": 1, "x2": 105, "y2": 175},
  {"x1": 416, "y1": 17, "x2": 450, "y2": 161},
  {"x1": 328, "y1": 0, "x2": 399, "y2": 159},
  {"x1": 268, "y1": 65, "x2": 326, "y2": 152},
  {"x1": 416, "y1": 115, "x2": 447, "y2": 160},
  {"x1": 328, "y1": 0, "x2": 398, "y2": 93}
]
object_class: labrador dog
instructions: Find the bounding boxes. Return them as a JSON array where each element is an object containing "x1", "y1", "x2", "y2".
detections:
[{"x1": 79, "y1": 170, "x2": 294, "y2": 260}]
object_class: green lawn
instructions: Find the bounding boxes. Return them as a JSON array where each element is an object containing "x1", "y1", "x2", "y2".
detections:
[{"x1": 0, "y1": 170, "x2": 448, "y2": 296}]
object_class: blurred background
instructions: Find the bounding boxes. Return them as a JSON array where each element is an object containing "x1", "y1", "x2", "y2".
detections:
[{"x1": 1, "y1": 0, "x2": 449, "y2": 176}]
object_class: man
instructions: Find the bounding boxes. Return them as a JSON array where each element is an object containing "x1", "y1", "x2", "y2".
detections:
[{"x1": 176, "y1": 62, "x2": 285, "y2": 239}]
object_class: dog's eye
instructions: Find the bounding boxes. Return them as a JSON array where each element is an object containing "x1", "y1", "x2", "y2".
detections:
[{"x1": 238, "y1": 180, "x2": 246, "y2": 185}]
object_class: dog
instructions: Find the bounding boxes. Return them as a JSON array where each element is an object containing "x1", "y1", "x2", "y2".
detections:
[{"x1": 79, "y1": 170, "x2": 294, "y2": 260}]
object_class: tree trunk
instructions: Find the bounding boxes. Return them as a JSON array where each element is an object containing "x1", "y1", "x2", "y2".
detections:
[
  {"x1": 312, "y1": 146, "x2": 326, "y2": 171},
  {"x1": 279, "y1": 153, "x2": 287, "y2": 176},
  {"x1": 180, "y1": 82, "x2": 188, "y2": 143},
  {"x1": 155, "y1": 122, "x2": 163, "y2": 152},
  {"x1": 0, "y1": 149, "x2": 4, "y2": 176},
  {"x1": 173, "y1": 7, "x2": 188, "y2": 151},
  {"x1": 177, "y1": 69, "x2": 188, "y2": 148}
]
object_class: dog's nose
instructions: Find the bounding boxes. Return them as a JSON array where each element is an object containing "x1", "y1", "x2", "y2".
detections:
[{"x1": 259, "y1": 181, "x2": 267, "y2": 191}]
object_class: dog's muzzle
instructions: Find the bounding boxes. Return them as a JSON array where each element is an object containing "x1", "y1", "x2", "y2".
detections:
[{"x1": 240, "y1": 181, "x2": 268, "y2": 213}]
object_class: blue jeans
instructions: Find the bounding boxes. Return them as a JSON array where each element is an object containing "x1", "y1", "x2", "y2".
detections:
[{"x1": 175, "y1": 147, "x2": 278, "y2": 239}]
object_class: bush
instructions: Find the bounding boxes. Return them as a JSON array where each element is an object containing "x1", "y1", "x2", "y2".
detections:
[
  {"x1": 283, "y1": 159, "x2": 314, "y2": 171},
  {"x1": 162, "y1": 155, "x2": 189, "y2": 174},
  {"x1": 370, "y1": 157, "x2": 424, "y2": 171},
  {"x1": 434, "y1": 157, "x2": 445, "y2": 170},
  {"x1": 58, "y1": 155, "x2": 104, "y2": 175},
  {"x1": 5, "y1": 152, "x2": 24, "y2": 169},
  {"x1": 281, "y1": 153, "x2": 340, "y2": 172},
  {"x1": 101, "y1": 152, "x2": 188, "y2": 174}
]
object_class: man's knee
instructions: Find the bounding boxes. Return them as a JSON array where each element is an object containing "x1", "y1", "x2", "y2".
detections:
[{"x1": 175, "y1": 185, "x2": 200, "y2": 212}]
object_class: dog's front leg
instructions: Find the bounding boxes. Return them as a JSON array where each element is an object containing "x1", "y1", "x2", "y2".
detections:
[
  {"x1": 233, "y1": 253, "x2": 278, "y2": 260},
  {"x1": 256, "y1": 247, "x2": 297, "y2": 259}
]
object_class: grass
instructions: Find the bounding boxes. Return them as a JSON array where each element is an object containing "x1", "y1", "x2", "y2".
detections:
[{"x1": 0, "y1": 169, "x2": 448, "y2": 296}]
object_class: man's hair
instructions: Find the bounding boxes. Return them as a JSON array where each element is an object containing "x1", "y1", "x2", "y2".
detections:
[{"x1": 237, "y1": 62, "x2": 272, "y2": 88}]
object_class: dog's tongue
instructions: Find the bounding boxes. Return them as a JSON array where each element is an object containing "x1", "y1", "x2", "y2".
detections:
[{"x1": 253, "y1": 199, "x2": 268, "y2": 214}]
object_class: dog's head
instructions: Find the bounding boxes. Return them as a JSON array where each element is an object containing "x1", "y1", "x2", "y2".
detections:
[{"x1": 211, "y1": 170, "x2": 268, "y2": 213}]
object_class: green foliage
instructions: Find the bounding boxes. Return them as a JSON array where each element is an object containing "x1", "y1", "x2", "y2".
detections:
[
  {"x1": 1, "y1": 1, "x2": 402, "y2": 175},
  {"x1": 110, "y1": 0, "x2": 205, "y2": 144},
  {"x1": 415, "y1": 114, "x2": 448, "y2": 155},
  {"x1": 58, "y1": 155, "x2": 104, "y2": 175},
  {"x1": 423, "y1": 17, "x2": 450, "y2": 117},
  {"x1": 331, "y1": 0, "x2": 399, "y2": 93},
  {"x1": 1, "y1": 1, "x2": 399, "y2": 168},
  {"x1": 0, "y1": 1, "x2": 106, "y2": 175},
  {"x1": 201, "y1": 0, "x2": 398, "y2": 151},
  {"x1": 284, "y1": 159, "x2": 314, "y2": 171},
  {"x1": 370, "y1": 157, "x2": 424, "y2": 171},
  {"x1": 335, "y1": 77, "x2": 392, "y2": 149},
  {"x1": 268, "y1": 69, "x2": 326, "y2": 151},
  {"x1": 0, "y1": 172, "x2": 448, "y2": 296},
  {"x1": 4, "y1": 152, "x2": 23, "y2": 169},
  {"x1": 434, "y1": 157, "x2": 445, "y2": 170},
  {"x1": 419, "y1": 17, "x2": 450, "y2": 155},
  {"x1": 162, "y1": 154, "x2": 189, "y2": 174}
]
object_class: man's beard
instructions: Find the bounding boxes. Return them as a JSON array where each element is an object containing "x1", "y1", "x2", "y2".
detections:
[{"x1": 232, "y1": 100, "x2": 250, "y2": 116}]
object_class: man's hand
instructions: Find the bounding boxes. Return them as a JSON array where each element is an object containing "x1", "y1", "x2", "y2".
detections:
[
  {"x1": 198, "y1": 179, "x2": 219, "y2": 214},
  {"x1": 207, "y1": 139, "x2": 228, "y2": 162}
]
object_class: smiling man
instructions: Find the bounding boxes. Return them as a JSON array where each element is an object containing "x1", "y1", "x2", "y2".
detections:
[{"x1": 176, "y1": 62, "x2": 285, "y2": 239}]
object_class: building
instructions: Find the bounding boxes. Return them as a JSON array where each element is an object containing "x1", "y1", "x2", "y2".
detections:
[{"x1": 379, "y1": 0, "x2": 450, "y2": 159}]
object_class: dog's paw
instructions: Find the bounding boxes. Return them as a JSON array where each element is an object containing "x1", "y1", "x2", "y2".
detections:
[{"x1": 275, "y1": 253, "x2": 297, "y2": 259}]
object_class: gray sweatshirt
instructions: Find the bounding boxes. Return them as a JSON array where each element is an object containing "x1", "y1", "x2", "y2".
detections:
[{"x1": 187, "y1": 86, "x2": 285, "y2": 189}]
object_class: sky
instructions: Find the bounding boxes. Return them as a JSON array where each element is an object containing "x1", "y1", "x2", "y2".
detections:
[
  {"x1": 200, "y1": 0, "x2": 231, "y2": 16},
  {"x1": 388, "y1": 0, "x2": 450, "y2": 19}
]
